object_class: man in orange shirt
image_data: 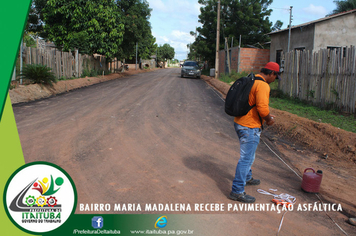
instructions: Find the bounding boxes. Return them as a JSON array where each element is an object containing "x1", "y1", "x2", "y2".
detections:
[{"x1": 229, "y1": 62, "x2": 281, "y2": 203}]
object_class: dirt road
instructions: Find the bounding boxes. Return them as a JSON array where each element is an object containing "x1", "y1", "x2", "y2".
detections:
[{"x1": 13, "y1": 68, "x2": 355, "y2": 235}]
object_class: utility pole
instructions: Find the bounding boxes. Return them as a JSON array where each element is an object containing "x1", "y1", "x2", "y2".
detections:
[
  {"x1": 20, "y1": 38, "x2": 23, "y2": 85},
  {"x1": 237, "y1": 35, "x2": 241, "y2": 72},
  {"x1": 135, "y1": 42, "x2": 138, "y2": 70},
  {"x1": 287, "y1": 6, "x2": 293, "y2": 52},
  {"x1": 195, "y1": 27, "x2": 197, "y2": 61},
  {"x1": 225, "y1": 38, "x2": 231, "y2": 74},
  {"x1": 214, "y1": 0, "x2": 221, "y2": 79}
]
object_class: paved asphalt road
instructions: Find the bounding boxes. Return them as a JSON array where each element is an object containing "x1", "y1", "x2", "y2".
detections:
[{"x1": 13, "y1": 68, "x2": 353, "y2": 235}]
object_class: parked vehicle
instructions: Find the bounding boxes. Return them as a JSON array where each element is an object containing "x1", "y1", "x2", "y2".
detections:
[
  {"x1": 118, "y1": 64, "x2": 129, "y2": 72},
  {"x1": 181, "y1": 60, "x2": 201, "y2": 79}
]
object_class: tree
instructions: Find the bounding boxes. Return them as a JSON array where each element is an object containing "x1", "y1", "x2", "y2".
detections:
[
  {"x1": 329, "y1": 0, "x2": 356, "y2": 15},
  {"x1": 24, "y1": 0, "x2": 47, "y2": 48},
  {"x1": 157, "y1": 44, "x2": 175, "y2": 62},
  {"x1": 137, "y1": 33, "x2": 157, "y2": 60},
  {"x1": 23, "y1": 33, "x2": 37, "y2": 48},
  {"x1": 115, "y1": 0, "x2": 156, "y2": 60},
  {"x1": 26, "y1": 0, "x2": 47, "y2": 36},
  {"x1": 43, "y1": 0, "x2": 124, "y2": 59},
  {"x1": 193, "y1": 0, "x2": 273, "y2": 64},
  {"x1": 272, "y1": 20, "x2": 283, "y2": 32}
]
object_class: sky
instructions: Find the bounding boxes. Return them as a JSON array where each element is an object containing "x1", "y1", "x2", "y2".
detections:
[{"x1": 146, "y1": 0, "x2": 338, "y2": 61}]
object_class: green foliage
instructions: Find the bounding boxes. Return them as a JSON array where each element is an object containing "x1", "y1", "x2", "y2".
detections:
[
  {"x1": 309, "y1": 90, "x2": 315, "y2": 99},
  {"x1": 68, "y1": 31, "x2": 91, "y2": 55},
  {"x1": 272, "y1": 20, "x2": 283, "y2": 31},
  {"x1": 19, "y1": 64, "x2": 57, "y2": 85},
  {"x1": 89, "y1": 69, "x2": 99, "y2": 77},
  {"x1": 219, "y1": 71, "x2": 250, "y2": 83},
  {"x1": 115, "y1": 0, "x2": 156, "y2": 60},
  {"x1": 331, "y1": 88, "x2": 339, "y2": 99},
  {"x1": 192, "y1": 0, "x2": 273, "y2": 63},
  {"x1": 269, "y1": 95, "x2": 356, "y2": 133},
  {"x1": 58, "y1": 76, "x2": 77, "y2": 81},
  {"x1": 81, "y1": 69, "x2": 91, "y2": 78},
  {"x1": 23, "y1": 33, "x2": 36, "y2": 47},
  {"x1": 171, "y1": 59, "x2": 179, "y2": 64},
  {"x1": 81, "y1": 68, "x2": 111, "y2": 77},
  {"x1": 157, "y1": 44, "x2": 175, "y2": 62},
  {"x1": 26, "y1": 0, "x2": 47, "y2": 36},
  {"x1": 329, "y1": 0, "x2": 356, "y2": 15},
  {"x1": 43, "y1": 0, "x2": 124, "y2": 59},
  {"x1": 29, "y1": 0, "x2": 156, "y2": 61}
]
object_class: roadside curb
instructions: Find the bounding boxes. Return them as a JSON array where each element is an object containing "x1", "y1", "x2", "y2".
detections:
[{"x1": 201, "y1": 75, "x2": 229, "y2": 98}]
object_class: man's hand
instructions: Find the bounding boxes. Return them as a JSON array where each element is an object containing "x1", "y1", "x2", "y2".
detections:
[{"x1": 263, "y1": 114, "x2": 275, "y2": 126}]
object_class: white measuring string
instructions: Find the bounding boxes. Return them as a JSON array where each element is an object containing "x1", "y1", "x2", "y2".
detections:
[
  {"x1": 261, "y1": 138, "x2": 349, "y2": 236},
  {"x1": 257, "y1": 188, "x2": 296, "y2": 236},
  {"x1": 257, "y1": 188, "x2": 297, "y2": 204}
]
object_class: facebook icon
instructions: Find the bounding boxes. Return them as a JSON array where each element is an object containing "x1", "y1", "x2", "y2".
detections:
[{"x1": 92, "y1": 216, "x2": 104, "y2": 229}]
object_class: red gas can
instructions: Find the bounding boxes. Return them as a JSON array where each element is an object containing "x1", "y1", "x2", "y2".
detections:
[{"x1": 301, "y1": 168, "x2": 323, "y2": 193}]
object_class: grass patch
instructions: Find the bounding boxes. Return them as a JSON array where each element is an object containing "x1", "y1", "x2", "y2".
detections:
[
  {"x1": 58, "y1": 76, "x2": 76, "y2": 81},
  {"x1": 269, "y1": 91, "x2": 356, "y2": 133},
  {"x1": 219, "y1": 71, "x2": 249, "y2": 84},
  {"x1": 219, "y1": 73, "x2": 356, "y2": 133},
  {"x1": 81, "y1": 69, "x2": 111, "y2": 78}
]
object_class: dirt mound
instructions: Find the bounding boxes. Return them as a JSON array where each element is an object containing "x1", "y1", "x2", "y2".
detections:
[
  {"x1": 201, "y1": 75, "x2": 356, "y2": 165},
  {"x1": 267, "y1": 108, "x2": 356, "y2": 164}
]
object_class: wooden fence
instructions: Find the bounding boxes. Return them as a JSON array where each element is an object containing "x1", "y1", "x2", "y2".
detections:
[
  {"x1": 280, "y1": 46, "x2": 356, "y2": 114},
  {"x1": 23, "y1": 46, "x2": 109, "y2": 79}
]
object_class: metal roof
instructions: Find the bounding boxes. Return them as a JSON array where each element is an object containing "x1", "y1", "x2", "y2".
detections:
[{"x1": 268, "y1": 9, "x2": 356, "y2": 35}]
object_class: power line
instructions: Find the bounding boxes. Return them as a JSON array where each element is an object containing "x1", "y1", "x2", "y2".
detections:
[{"x1": 270, "y1": 7, "x2": 290, "y2": 10}]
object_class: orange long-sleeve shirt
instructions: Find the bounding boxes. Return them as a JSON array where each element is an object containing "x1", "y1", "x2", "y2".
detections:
[{"x1": 234, "y1": 74, "x2": 270, "y2": 128}]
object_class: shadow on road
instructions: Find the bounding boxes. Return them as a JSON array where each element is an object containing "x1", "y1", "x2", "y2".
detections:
[{"x1": 183, "y1": 155, "x2": 233, "y2": 197}]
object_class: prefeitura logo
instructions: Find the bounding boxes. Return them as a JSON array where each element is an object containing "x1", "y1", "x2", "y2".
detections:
[{"x1": 4, "y1": 162, "x2": 77, "y2": 234}]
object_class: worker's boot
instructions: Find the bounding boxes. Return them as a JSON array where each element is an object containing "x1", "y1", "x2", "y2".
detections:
[
  {"x1": 229, "y1": 192, "x2": 256, "y2": 203},
  {"x1": 246, "y1": 178, "x2": 260, "y2": 186},
  {"x1": 349, "y1": 218, "x2": 356, "y2": 226}
]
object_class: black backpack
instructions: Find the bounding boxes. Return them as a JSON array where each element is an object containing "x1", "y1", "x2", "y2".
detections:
[{"x1": 225, "y1": 73, "x2": 265, "y2": 117}]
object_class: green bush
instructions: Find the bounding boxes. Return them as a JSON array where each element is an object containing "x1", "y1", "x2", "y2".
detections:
[
  {"x1": 90, "y1": 69, "x2": 98, "y2": 77},
  {"x1": 19, "y1": 64, "x2": 57, "y2": 85},
  {"x1": 219, "y1": 71, "x2": 249, "y2": 84},
  {"x1": 81, "y1": 69, "x2": 111, "y2": 77},
  {"x1": 81, "y1": 68, "x2": 91, "y2": 77}
]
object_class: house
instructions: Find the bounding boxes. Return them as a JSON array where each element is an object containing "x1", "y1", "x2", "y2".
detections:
[{"x1": 268, "y1": 9, "x2": 356, "y2": 65}]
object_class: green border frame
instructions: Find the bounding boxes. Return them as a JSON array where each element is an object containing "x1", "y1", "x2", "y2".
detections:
[
  {"x1": 0, "y1": 1, "x2": 31, "y2": 122},
  {"x1": 3, "y1": 161, "x2": 78, "y2": 235}
]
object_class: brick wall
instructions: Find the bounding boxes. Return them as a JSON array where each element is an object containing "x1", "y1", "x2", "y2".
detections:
[{"x1": 218, "y1": 47, "x2": 270, "y2": 75}]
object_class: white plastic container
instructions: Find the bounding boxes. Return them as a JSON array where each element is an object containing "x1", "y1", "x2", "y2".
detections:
[{"x1": 210, "y1": 68, "x2": 215, "y2": 77}]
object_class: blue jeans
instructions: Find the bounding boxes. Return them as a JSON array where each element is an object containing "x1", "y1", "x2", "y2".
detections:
[{"x1": 231, "y1": 123, "x2": 262, "y2": 194}]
